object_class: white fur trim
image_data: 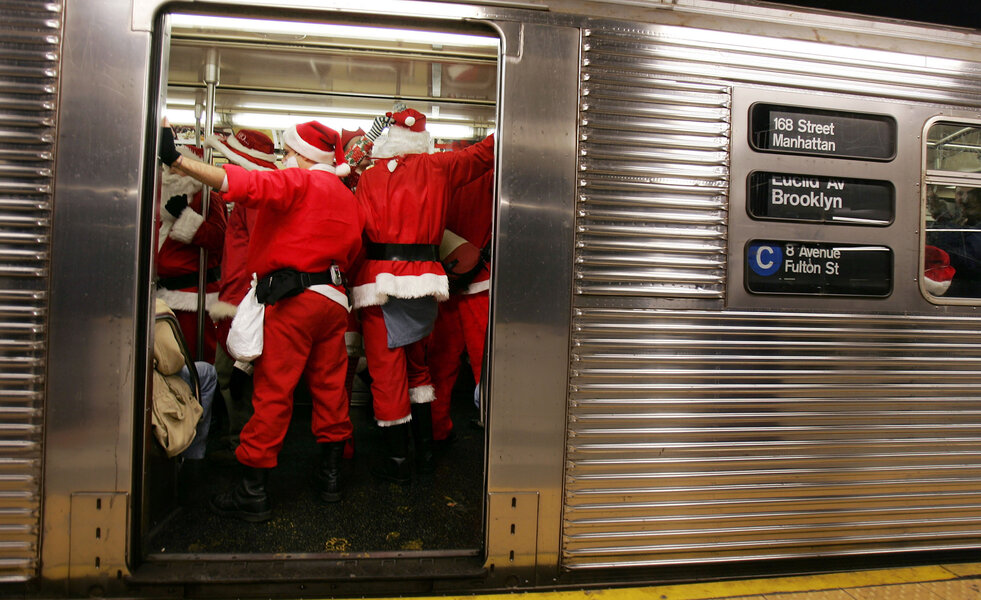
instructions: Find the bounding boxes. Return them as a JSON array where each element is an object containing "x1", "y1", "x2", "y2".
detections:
[
  {"x1": 925, "y1": 278, "x2": 952, "y2": 296},
  {"x1": 463, "y1": 278, "x2": 490, "y2": 295},
  {"x1": 168, "y1": 207, "x2": 205, "y2": 244},
  {"x1": 309, "y1": 163, "x2": 346, "y2": 178},
  {"x1": 155, "y1": 289, "x2": 219, "y2": 312},
  {"x1": 161, "y1": 166, "x2": 203, "y2": 202},
  {"x1": 371, "y1": 126, "x2": 431, "y2": 159},
  {"x1": 284, "y1": 126, "x2": 333, "y2": 164},
  {"x1": 351, "y1": 273, "x2": 449, "y2": 309},
  {"x1": 308, "y1": 284, "x2": 350, "y2": 312},
  {"x1": 204, "y1": 135, "x2": 273, "y2": 171},
  {"x1": 409, "y1": 384, "x2": 435, "y2": 405},
  {"x1": 377, "y1": 414, "x2": 412, "y2": 427},
  {"x1": 157, "y1": 220, "x2": 172, "y2": 251},
  {"x1": 208, "y1": 300, "x2": 238, "y2": 321}
]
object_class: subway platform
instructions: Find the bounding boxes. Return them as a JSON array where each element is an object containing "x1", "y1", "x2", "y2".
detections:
[{"x1": 352, "y1": 562, "x2": 981, "y2": 599}]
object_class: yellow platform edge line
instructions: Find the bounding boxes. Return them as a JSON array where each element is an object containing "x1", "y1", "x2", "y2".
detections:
[{"x1": 338, "y1": 564, "x2": 965, "y2": 600}]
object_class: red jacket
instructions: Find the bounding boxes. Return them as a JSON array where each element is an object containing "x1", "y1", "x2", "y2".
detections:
[
  {"x1": 222, "y1": 164, "x2": 364, "y2": 283},
  {"x1": 209, "y1": 203, "x2": 258, "y2": 322},
  {"x1": 156, "y1": 171, "x2": 226, "y2": 312},
  {"x1": 351, "y1": 134, "x2": 494, "y2": 308},
  {"x1": 446, "y1": 170, "x2": 493, "y2": 294}
]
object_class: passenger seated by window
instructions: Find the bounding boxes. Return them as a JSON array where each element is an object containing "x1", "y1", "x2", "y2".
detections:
[{"x1": 928, "y1": 187, "x2": 981, "y2": 298}]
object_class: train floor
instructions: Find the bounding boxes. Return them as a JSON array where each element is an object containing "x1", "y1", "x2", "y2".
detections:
[{"x1": 146, "y1": 366, "x2": 484, "y2": 555}]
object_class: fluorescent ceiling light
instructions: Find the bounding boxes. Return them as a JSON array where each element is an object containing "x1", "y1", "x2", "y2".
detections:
[
  {"x1": 169, "y1": 109, "x2": 477, "y2": 139},
  {"x1": 170, "y1": 14, "x2": 499, "y2": 48},
  {"x1": 166, "y1": 108, "x2": 223, "y2": 125}
]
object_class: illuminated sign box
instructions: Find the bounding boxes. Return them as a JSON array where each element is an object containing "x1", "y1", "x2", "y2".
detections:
[
  {"x1": 747, "y1": 172, "x2": 894, "y2": 226},
  {"x1": 746, "y1": 240, "x2": 893, "y2": 296},
  {"x1": 750, "y1": 104, "x2": 897, "y2": 161}
]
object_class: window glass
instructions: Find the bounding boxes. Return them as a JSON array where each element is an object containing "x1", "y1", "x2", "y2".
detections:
[
  {"x1": 925, "y1": 184, "x2": 981, "y2": 298},
  {"x1": 926, "y1": 122, "x2": 981, "y2": 173}
]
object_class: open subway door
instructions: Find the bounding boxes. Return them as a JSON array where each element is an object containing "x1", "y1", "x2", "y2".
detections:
[{"x1": 134, "y1": 4, "x2": 569, "y2": 594}]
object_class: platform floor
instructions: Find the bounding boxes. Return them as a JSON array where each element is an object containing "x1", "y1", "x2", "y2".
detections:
[{"x1": 344, "y1": 562, "x2": 981, "y2": 599}]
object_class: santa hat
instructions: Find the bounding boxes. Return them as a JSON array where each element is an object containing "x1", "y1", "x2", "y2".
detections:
[
  {"x1": 924, "y1": 245, "x2": 955, "y2": 296},
  {"x1": 371, "y1": 108, "x2": 431, "y2": 159},
  {"x1": 204, "y1": 129, "x2": 277, "y2": 171},
  {"x1": 282, "y1": 121, "x2": 350, "y2": 177},
  {"x1": 341, "y1": 128, "x2": 366, "y2": 151}
]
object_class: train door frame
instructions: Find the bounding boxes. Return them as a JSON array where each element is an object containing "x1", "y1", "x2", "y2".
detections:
[{"x1": 42, "y1": 0, "x2": 582, "y2": 594}]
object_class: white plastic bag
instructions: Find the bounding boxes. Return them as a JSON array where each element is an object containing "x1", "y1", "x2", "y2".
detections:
[{"x1": 227, "y1": 274, "x2": 264, "y2": 362}]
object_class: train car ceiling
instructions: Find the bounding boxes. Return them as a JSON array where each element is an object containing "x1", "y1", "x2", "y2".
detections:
[{"x1": 165, "y1": 14, "x2": 498, "y2": 143}]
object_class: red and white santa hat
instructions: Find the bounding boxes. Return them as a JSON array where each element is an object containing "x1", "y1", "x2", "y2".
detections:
[
  {"x1": 204, "y1": 129, "x2": 277, "y2": 171},
  {"x1": 924, "y1": 245, "x2": 955, "y2": 296},
  {"x1": 282, "y1": 121, "x2": 350, "y2": 177},
  {"x1": 371, "y1": 108, "x2": 431, "y2": 159}
]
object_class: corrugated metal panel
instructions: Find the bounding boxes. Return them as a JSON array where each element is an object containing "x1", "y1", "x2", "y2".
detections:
[
  {"x1": 578, "y1": 45, "x2": 729, "y2": 299},
  {"x1": 566, "y1": 309, "x2": 981, "y2": 568},
  {"x1": 0, "y1": 0, "x2": 60, "y2": 582},
  {"x1": 568, "y1": 23, "x2": 981, "y2": 569}
]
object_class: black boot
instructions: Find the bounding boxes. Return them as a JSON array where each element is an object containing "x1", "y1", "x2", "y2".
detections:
[
  {"x1": 210, "y1": 466, "x2": 272, "y2": 522},
  {"x1": 315, "y1": 441, "x2": 345, "y2": 503},
  {"x1": 410, "y1": 403, "x2": 435, "y2": 474},
  {"x1": 372, "y1": 423, "x2": 411, "y2": 484}
]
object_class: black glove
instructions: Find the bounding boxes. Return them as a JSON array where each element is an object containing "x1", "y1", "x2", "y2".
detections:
[
  {"x1": 164, "y1": 194, "x2": 188, "y2": 218},
  {"x1": 158, "y1": 126, "x2": 181, "y2": 166}
]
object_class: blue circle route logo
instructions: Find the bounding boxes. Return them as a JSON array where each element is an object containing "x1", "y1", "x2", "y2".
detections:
[{"x1": 749, "y1": 244, "x2": 782, "y2": 276}]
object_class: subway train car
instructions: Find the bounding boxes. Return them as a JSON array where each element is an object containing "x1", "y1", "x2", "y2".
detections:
[{"x1": 2, "y1": 0, "x2": 981, "y2": 597}]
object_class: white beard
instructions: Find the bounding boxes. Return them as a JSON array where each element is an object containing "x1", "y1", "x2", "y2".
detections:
[{"x1": 371, "y1": 127, "x2": 432, "y2": 159}]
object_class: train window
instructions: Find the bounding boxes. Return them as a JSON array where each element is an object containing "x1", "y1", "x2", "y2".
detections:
[
  {"x1": 922, "y1": 121, "x2": 981, "y2": 302},
  {"x1": 145, "y1": 11, "x2": 498, "y2": 561}
]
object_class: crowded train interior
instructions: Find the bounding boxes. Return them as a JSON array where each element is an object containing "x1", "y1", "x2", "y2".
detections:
[{"x1": 144, "y1": 11, "x2": 500, "y2": 559}]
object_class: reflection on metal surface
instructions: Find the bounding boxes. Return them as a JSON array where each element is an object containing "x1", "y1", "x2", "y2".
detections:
[
  {"x1": 578, "y1": 29, "x2": 729, "y2": 301},
  {"x1": 0, "y1": 0, "x2": 61, "y2": 583},
  {"x1": 566, "y1": 309, "x2": 981, "y2": 568}
]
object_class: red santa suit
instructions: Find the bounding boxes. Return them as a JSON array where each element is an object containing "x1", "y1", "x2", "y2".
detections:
[
  {"x1": 156, "y1": 159, "x2": 226, "y2": 363},
  {"x1": 202, "y1": 130, "x2": 278, "y2": 346},
  {"x1": 222, "y1": 158, "x2": 363, "y2": 469},
  {"x1": 427, "y1": 170, "x2": 493, "y2": 441},
  {"x1": 351, "y1": 116, "x2": 494, "y2": 426}
]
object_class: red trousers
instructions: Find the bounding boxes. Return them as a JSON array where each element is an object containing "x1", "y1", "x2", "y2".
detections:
[
  {"x1": 427, "y1": 291, "x2": 489, "y2": 440},
  {"x1": 359, "y1": 305, "x2": 433, "y2": 425},
  {"x1": 236, "y1": 291, "x2": 350, "y2": 468},
  {"x1": 174, "y1": 308, "x2": 218, "y2": 363}
]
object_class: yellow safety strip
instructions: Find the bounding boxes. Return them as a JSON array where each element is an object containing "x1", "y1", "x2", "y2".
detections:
[{"x1": 332, "y1": 562, "x2": 981, "y2": 600}]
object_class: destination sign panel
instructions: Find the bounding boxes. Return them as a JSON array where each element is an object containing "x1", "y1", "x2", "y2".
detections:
[
  {"x1": 748, "y1": 172, "x2": 894, "y2": 225},
  {"x1": 746, "y1": 240, "x2": 892, "y2": 296},
  {"x1": 750, "y1": 104, "x2": 897, "y2": 160}
]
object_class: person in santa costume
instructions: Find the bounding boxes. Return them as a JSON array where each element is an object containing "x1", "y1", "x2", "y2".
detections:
[
  {"x1": 155, "y1": 144, "x2": 226, "y2": 363},
  {"x1": 350, "y1": 107, "x2": 494, "y2": 483},
  {"x1": 201, "y1": 129, "x2": 278, "y2": 458},
  {"x1": 158, "y1": 119, "x2": 364, "y2": 521},
  {"x1": 427, "y1": 169, "x2": 493, "y2": 447}
]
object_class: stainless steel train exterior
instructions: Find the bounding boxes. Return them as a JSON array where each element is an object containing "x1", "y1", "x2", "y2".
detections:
[{"x1": 2, "y1": 0, "x2": 981, "y2": 596}]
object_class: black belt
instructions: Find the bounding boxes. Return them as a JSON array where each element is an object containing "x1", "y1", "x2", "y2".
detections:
[
  {"x1": 156, "y1": 266, "x2": 221, "y2": 291},
  {"x1": 255, "y1": 267, "x2": 341, "y2": 305},
  {"x1": 366, "y1": 242, "x2": 439, "y2": 262}
]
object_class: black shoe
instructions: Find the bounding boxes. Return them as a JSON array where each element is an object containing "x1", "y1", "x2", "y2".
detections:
[
  {"x1": 410, "y1": 404, "x2": 435, "y2": 474},
  {"x1": 315, "y1": 441, "x2": 345, "y2": 503},
  {"x1": 372, "y1": 423, "x2": 411, "y2": 484},
  {"x1": 210, "y1": 466, "x2": 272, "y2": 522},
  {"x1": 433, "y1": 430, "x2": 457, "y2": 453}
]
